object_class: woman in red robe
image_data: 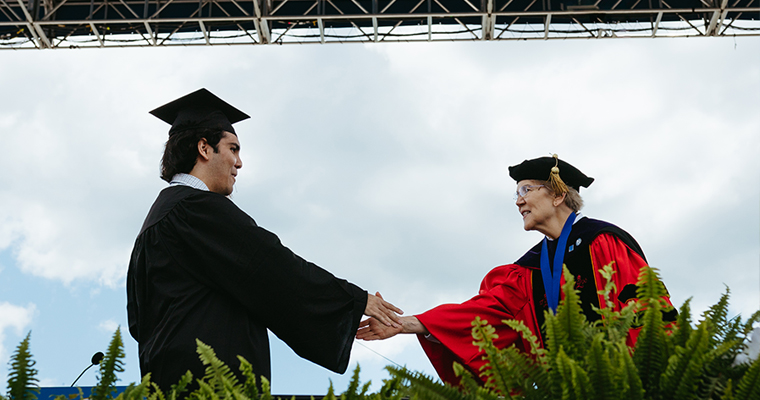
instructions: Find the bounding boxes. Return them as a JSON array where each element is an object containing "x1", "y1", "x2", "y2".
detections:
[{"x1": 356, "y1": 155, "x2": 676, "y2": 385}]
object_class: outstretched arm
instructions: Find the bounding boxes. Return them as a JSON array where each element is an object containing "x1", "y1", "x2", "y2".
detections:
[
  {"x1": 356, "y1": 315, "x2": 428, "y2": 340},
  {"x1": 364, "y1": 292, "x2": 403, "y2": 327}
]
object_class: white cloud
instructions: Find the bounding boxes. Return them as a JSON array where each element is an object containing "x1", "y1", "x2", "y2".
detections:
[
  {"x1": 0, "y1": 302, "x2": 36, "y2": 362},
  {"x1": 98, "y1": 320, "x2": 120, "y2": 334}
]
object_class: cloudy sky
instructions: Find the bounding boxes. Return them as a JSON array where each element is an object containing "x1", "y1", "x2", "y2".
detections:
[{"x1": 0, "y1": 37, "x2": 758, "y2": 395}]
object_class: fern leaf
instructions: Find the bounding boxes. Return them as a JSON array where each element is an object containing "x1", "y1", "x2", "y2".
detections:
[
  {"x1": 471, "y1": 317, "x2": 514, "y2": 395},
  {"x1": 553, "y1": 347, "x2": 584, "y2": 400},
  {"x1": 168, "y1": 371, "x2": 192, "y2": 400},
  {"x1": 453, "y1": 363, "x2": 482, "y2": 397},
  {"x1": 323, "y1": 381, "x2": 337, "y2": 400},
  {"x1": 502, "y1": 319, "x2": 548, "y2": 362},
  {"x1": 340, "y1": 365, "x2": 366, "y2": 400},
  {"x1": 584, "y1": 334, "x2": 614, "y2": 400},
  {"x1": 633, "y1": 266, "x2": 669, "y2": 397},
  {"x1": 385, "y1": 366, "x2": 474, "y2": 400},
  {"x1": 93, "y1": 327, "x2": 125, "y2": 400},
  {"x1": 672, "y1": 298, "x2": 693, "y2": 349},
  {"x1": 741, "y1": 311, "x2": 760, "y2": 337},
  {"x1": 722, "y1": 379, "x2": 735, "y2": 400},
  {"x1": 237, "y1": 356, "x2": 260, "y2": 399},
  {"x1": 195, "y1": 339, "x2": 240, "y2": 395},
  {"x1": 733, "y1": 357, "x2": 760, "y2": 400},
  {"x1": 552, "y1": 269, "x2": 591, "y2": 361},
  {"x1": 116, "y1": 374, "x2": 152, "y2": 400},
  {"x1": 702, "y1": 289, "x2": 730, "y2": 348},
  {"x1": 6, "y1": 332, "x2": 39, "y2": 400},
  {"x1": 660, "y1": 320, "x2": 712, "y2": 400},
  {"x1": 616, "y1": 342, "x2": 644, "y2": 400}
]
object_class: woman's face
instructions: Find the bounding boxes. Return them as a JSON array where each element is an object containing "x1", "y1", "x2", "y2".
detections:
[{"x1": 515, "y1": 179, "x2": 557, "y2": 233}]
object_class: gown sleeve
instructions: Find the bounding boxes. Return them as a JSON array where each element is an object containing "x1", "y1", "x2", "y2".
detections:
[
  {"x1": 164, "y1": 191, "x2": 367, "y2": 373},
  {"x1": 589, "y1": 233, "x2": 676, "y2": 347},
  {"x1": 414, "y1": 265, "x2": 539, "y2": 385}
]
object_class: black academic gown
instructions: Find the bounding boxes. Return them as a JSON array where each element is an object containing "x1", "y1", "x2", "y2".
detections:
[{"x1": 127, "y1": 185, "x2": 368, "y2": 390}]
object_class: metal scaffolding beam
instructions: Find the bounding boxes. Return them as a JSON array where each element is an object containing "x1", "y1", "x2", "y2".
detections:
[{"x1": 1, "y1": 0, "x2": 758, "y2": 48}]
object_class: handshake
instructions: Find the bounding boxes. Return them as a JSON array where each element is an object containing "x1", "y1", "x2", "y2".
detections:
[{"x1": 358, "y1": 292, "x2": 428, "y2": 341}]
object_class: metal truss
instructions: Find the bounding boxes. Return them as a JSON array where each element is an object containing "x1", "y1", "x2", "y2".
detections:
[{"x1": 1, "y1": 0, "x2": 758, "y2": 48}]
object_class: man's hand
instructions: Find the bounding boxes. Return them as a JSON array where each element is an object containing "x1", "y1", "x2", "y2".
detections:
[
  {"x1": 364, "y1": 292, "x2": 403, "y2": 327},
  {"x1": 356, "y1": 317, "x2": 402, "y2": 340}
]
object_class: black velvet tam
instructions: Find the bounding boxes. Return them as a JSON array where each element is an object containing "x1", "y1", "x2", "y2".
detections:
[
  {"x1": 150, "y1": 88, "x2": 250, "y2": 135},
  {"x1": 509, "y1": 156, "x2": 594, "y2": 191}
]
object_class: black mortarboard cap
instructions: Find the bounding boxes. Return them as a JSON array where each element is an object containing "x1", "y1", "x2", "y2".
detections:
[
  {"x1": 150, "y1": 88, "x2": 250, "y2": 135},
  {"x1": 509, "y1": 156, "x2": 594, "y2": 192}
]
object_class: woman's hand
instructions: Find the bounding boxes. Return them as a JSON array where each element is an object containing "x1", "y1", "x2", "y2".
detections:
[
  {"x1": 356, "y1": 317, "x2": 403, "y2": 340},
  {"x1": 356, "y1": 315, "x2": 429, "y2": 340}
]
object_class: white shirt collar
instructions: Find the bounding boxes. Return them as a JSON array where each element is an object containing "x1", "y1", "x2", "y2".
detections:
[{"x1": 170, "y1": 173, "x2": 209, "y2": 191}]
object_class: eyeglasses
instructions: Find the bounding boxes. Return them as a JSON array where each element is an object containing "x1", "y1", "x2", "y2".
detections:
[{"x1": 514, "y1": 185, "x2": 546, "y2": 201}]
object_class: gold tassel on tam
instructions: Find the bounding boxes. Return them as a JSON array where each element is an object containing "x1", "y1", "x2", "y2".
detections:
[{"x1": 547, "y1": 154, "x2": 569, "y2": 194}]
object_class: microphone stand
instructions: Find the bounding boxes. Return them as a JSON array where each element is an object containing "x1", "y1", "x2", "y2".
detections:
[{"x1": 71, "y1": 352, "x2": 104, "y2": 387}]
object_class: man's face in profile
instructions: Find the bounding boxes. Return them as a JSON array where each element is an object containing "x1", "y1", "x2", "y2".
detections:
[{"x1": 205, "y1": 131, "x2": 242, "y2": 196}]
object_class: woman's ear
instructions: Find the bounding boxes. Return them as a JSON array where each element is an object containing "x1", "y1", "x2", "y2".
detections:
[{"x1": 553, "y1": 192, "x2": 567, "y2": 207}]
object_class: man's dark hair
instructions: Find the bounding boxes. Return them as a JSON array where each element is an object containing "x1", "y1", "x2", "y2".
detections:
[{"x1": 160, "y1": 128, "x2": 226, "y2": 182}]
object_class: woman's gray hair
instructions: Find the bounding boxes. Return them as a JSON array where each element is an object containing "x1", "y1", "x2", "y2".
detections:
[
  {"x1": 563, "y1": 187, "x2": 584, "y2": 212},
  {"x1": 536, "y1": 180, "x2": 584, "y2": 212}
]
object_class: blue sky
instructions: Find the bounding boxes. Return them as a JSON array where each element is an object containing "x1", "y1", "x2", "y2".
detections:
[{"x1": 0, "y1": 37, "x2": 759, "y2": 395}]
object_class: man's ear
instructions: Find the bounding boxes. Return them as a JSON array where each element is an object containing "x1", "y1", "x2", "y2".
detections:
[{"x1": 197, "y1": 138, "x2": 211, "y2": 161}]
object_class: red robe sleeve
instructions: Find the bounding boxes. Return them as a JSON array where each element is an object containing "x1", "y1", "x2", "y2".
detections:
[
  {"x1": 589, "y1": 233, "x2": 675, "y2": 347},
  {"x1": 415, "y1": 265, "x2": 539, "y2": 385}
]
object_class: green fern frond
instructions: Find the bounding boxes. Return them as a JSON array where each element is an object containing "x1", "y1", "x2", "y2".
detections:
[
  {"x1": 372, "y1": 375, "x2": 406, "y2": 400},
  {"x1": 502, "y1": 319, "x2": 548, "y2": 362},
  {"x1": 591, "y1": 262, "x2": 640, "y2": 345},
  {"x1": 615, "y1": 342, "x2": 644, "y2": 400},
  {"x1": 116, "y1": 374, "x2": 152, "y2": 400},
  {"x1": 93, "y1": 327, "x2": 125, "y2": 400},
  {"x1": 6, "y1": 332, "x2": 39, "y2": 400},
  {"x1": 672, "y1": 298, "x2": 693, "y2": 349},
  {"x1": 471, "y1": 317, "x2": 515, "y2": 395},
  {"x1": 195, "y1": 339, "x2": 240, "y2": 394},
  {"x1": 453, "y1": 363, "x2": 483, "y2": 397},
  {"x1": 257, "y1": 376, "x2": 273, "y2": 400},
  {"x1": 323, "y1": 381, "x2": 337, "y2": 400},
  {"x1": 193, "y1": 379, "x2": 219, "y2": 400},
  {"x1": 635, "y1": 265, "x2": 668, "y2": 305},
  {"x1": 660, "y1": 320, "x2": 712, "y2": 400},
  {"x1": 552, "y1": 347, "x2": 590, "y2": 400},
  {"x1": 722, "y1": 379, "x2": 735, "y2": 400},
  {"x1": 147, "y1": 382, "x2": 164, "y2": 400},
  {"x1": 168, "y1": 371, "x2": 192, "y2": 400},
  {"x1": 633, "y1": 266, "x2": 669, "y2": 397},
  {"x1": 702, "y1": 289, "x2": 730, "y2": 346},
  {"x1": 596, "y1": 262, "x2": 618, "y2": 310},
  {"x1": 385, "y1": 366, "x2": 474, "y2": 400},
  {"x1": 471, "y1": 317, "x2": 499, "y2": 353},
  {"x1": 237, "y1": 356, "x2": 260, "y2": 399},
  {"x1": 733, "y1": 356, "x2": 760, "y2": 400},
  {"x1": 451, "y1": 365, "x2": 501, "y2": 400},
  {"x1": 584, "y1": 334, "x2": 614, "y2": 400},
  {"x1": 502, "y1": 319, "x2": 550, "y2": 394},
  {"x1": 741, "y1": 311, "x2": 760, "y2": 337},
  {"x1": 551, "y1": 269, "x2": 592, "y2": 361},
  {"x1": 340, "y1": 365, "x2": 370, "y2": 400}
]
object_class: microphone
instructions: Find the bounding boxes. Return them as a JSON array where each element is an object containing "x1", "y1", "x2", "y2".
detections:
[{"x1": 70, "y1": 352, "x2": 104, "y2": 387}]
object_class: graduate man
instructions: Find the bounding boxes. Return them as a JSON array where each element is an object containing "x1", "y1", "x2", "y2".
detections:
[{"x1": 127, "y1": 88, "x2": 402, "y2": 391}]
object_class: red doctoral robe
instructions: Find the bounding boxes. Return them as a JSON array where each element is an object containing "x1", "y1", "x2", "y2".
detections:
[{"x1": 415, "y1": 217, "x2": 675, "y2": 385}]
